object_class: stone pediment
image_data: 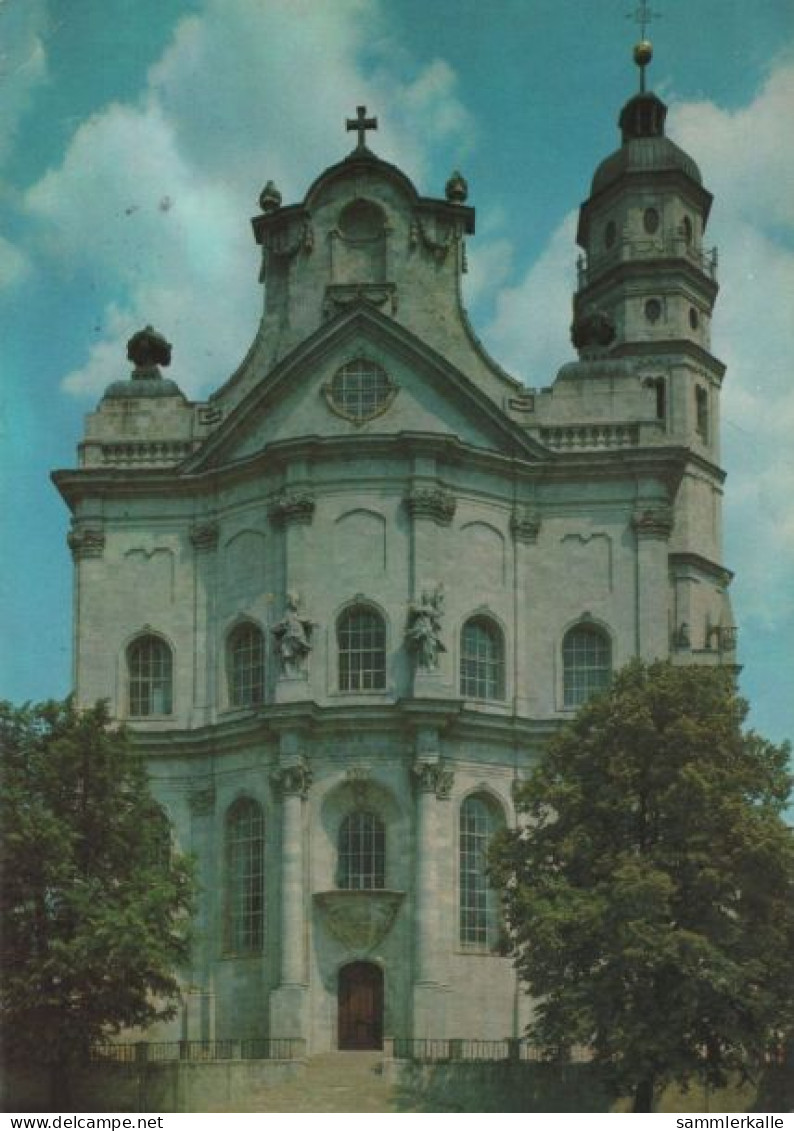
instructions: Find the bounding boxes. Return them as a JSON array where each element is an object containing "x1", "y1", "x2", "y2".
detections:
[{"x1": 182, "y1": 303, "x2": 548, "y2": 473}]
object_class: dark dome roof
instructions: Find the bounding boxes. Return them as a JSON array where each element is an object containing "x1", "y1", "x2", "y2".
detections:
[
  {"x1": 102, "y1": 376, "x2": 185, "y2": 400},
  {"x1": 591, "y1": 134, "x2": 703, "y2": 196}
]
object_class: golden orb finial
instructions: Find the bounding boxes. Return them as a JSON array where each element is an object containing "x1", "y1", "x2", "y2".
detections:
[{"x1": 633, "y1": 39, "x2": 653, "y2": 69}]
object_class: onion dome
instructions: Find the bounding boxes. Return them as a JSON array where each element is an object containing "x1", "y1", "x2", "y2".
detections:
[{"x1": 591, "y1": 91, "x2": 703, "y2": 197}]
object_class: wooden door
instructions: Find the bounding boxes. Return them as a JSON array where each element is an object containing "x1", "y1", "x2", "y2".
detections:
[{"x1": 338, "y1": 961, "x2": 384, "y2": 1050}]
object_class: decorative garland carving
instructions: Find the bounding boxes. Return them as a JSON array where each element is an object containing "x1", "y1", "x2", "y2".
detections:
[
  {"x1": 67, "y1": 525, "x2": 106, "y2": 560},
  {"x1": 268, "y1": 490, "x2": 316, "y2": 526},
  {"x1": 409, "y1": 217, "x2": 460, "y2": 262},
  {"x1": 510, "y1": 508, "x2": 542, "y2": 544},
  {"x1": 270, "y1": 760, "x2": 313, "y2": 800},
  {"x1": 632, "y1": 505, "x2": 674, "y2": 539},
  {"x1": 189, "y1": 521, "x2": 219, "y2": 551},
  {"x1": 403, "y1": 487, "x2": 456, "y2": 526},
  {"x1": 412, "y1": 760, "x2": 454, "y2": 800}
]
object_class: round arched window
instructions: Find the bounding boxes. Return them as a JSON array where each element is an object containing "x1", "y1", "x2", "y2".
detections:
[
  {"x1": 689, "y1": 306, "x2": 700, "y2": 330},
  {"x1": 327, "y1": 359, "x2": 395, "y2": 423},
  {"x1": 604, "y1": 220, "x2": 617, "y2": 249}
]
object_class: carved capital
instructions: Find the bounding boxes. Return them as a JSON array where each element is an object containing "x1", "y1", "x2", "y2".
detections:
[
  {"x1": 412, "y1": 759, "x2": 454, "y2": 800},
  {"x1": 269, "y1": 490, "x2": 316, "y2": 527},
  {"x1": 68, "y1": 525, "x2": 106, "y2": 560},
  {"x1": 188, "y1": 784, "x2": 216, "y2": 816},
  {"x1": 189, "y1": 521, "x2": 219, "y2": 551},
  {"x1": 633, "y1": 505, "x2": 674, "y2": 539},
  {"x1": 510, "y1": 508, "x2": 542, "y2": 544},
  {"x1": 271, "y1": 760, "x2": 312, "y2": 800},
  {"x1": 404, "y1": 487, "x2": 456, "y2": 526}
]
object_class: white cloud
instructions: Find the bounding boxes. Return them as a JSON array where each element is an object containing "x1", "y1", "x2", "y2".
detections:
[
  {"x1": 668, "y1": 66, "x2": 794, "y2": 629},
  {"x1": 478, "y1": 212, "x2": 577, "y2": 386},
  {"x1": 0, "y1": 0, "x2": 49, "y2": 166},
  {"x1": 22, "y1": 0, "x2": 472, "y2": 399},
  {"x1": 0, "y1": 231, "x2": 29, "y2": 288}
]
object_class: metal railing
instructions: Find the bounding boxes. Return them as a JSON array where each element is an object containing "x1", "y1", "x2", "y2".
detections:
[
  {"x1": 576, "y1": 238, "x2": 718, "y2": 289},
  {"x1": 91, "y1": 1038, "x2": 306, "y2": 1064},
  {"x1": 390, "y1": 1038, "x2": 590, "y2": 1064}
]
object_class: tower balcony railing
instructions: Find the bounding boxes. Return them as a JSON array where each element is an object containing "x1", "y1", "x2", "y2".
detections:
[{"x1": 577, "y1": 237, "x2": 718, "y2": 289}]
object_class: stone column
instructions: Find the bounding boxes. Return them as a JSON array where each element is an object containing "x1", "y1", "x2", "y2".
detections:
[
  {"x1": 269, "y1": 741, "x2": 312, "y2": 1043},
  {"x1": 411, "y1": 732, "x2": 454, "y2": 1038},
  {"x1": 190, "y1": 520, "x2": 219, "y2": 726},
  {"x1": 633, "y1": 504, "x2": 674, "y2": 660}
]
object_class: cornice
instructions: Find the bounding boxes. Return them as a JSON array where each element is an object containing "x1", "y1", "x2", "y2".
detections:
[{"x1": 668, "y1": 551, "x2": 734, "y2": 585}]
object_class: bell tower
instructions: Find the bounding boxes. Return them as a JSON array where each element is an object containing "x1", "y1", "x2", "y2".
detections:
[{"x1": 573, "y1": 27, "x2": 722, "y2": 461}]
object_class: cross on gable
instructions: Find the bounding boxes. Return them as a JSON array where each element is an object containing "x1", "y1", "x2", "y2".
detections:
[{"x1": 346, "y1": 105, "x2": 378, "y2": 149}]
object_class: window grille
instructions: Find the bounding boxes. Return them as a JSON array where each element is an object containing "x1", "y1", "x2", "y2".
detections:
[
  {"x1": 459, "y1": 796, "x2": 500, "y2": 948},
  {"x1": 562, "y1": 625, "x2": 611, "y2": 708},
  {"x1": 338, "y1": 811, "x2": 385, "y2": 890},
  {"x1": 460, "y1": 618, "x2": 504, "y2": 700},
  {"x1": 228, "y1": 623, "x2": 265, "y2": 707},
  {"x1": 225, "y1": 799, "x2": 264, "y2": 955},
  {"x1": 128, "y1": 634, "x2": 173, "y2": 716},
  {"x1": 330, "y1": 359, "x2": 392, "y2": 422},
  {"x1": 338, "y1": 606, "x2": 386, "y2": 691}
]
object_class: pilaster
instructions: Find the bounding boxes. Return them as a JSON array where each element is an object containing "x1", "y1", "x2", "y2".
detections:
[
  {"x1": 633, "y1": 504, "x2": 673, "y2": 660},
  {"x1": 190, "y1": 520, "x2": 219, "y2": 725},
  {"x1": 411, "y1": 729, "x2": 453, "y2": 1038},
  {"x1": 269, "y1": 738, "x2": 312, "y2": 1043}
]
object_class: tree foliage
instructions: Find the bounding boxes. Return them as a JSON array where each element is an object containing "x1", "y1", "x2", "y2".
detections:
[
  {"x1": 0, "y1": 699, "x2": 194, "y2": 1072},
  {"x1": 491, "y1": 661, "x2": 794, "y2": 1111}
]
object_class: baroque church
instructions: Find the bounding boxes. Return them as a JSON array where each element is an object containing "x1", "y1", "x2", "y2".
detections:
[{"x1": 54, "y1": 41, "x2": 737, "y2": 1055}]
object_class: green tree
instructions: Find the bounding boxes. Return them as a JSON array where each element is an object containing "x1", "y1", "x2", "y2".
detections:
[
  {"x1": 491, "y1": 661, "x2": 794, "y2": 1112},
  {"x1": 0, "y1": 699, "x2": 194, "y2": 1104}
]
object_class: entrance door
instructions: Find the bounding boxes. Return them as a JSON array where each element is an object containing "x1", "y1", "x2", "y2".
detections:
[{"x1": 338, "y1": 961, "x2": 384, "y2": 1050}]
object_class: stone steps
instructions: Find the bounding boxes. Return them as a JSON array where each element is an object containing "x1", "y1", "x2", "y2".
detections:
[{"x1": 234, "y1": 1051, "x2": 397, "y2": 1113}]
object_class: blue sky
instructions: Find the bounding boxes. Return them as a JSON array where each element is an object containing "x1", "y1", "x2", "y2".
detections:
[{"x1": 1, "y1": 0, "x2": 792, "y2": 747}]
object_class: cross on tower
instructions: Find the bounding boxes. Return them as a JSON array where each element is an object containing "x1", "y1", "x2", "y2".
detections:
[
  {"x1": 346, "y1": 105, "x2": 378, "y2": 150},
  {"x1": 626, "y1": 0, "x2": 662, "y2": 40}
]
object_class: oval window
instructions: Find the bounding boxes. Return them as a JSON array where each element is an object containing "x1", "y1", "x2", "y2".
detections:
[
  {"x1": 643, "y1": 207, "x2": 660, "y2": 235},
  {"x1": 645, "y1": 298, "x2": 662, "y2": 323}
]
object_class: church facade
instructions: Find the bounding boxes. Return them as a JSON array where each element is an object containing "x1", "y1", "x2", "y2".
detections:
[{"x1": 54, "y1": 65, "x2": 737, "y2": 1054}]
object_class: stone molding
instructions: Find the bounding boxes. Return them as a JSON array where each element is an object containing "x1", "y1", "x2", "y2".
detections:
[
  {"x1": 268, "y1": 490, "x2": 316, "y2": 527},
  {"x1": 510, "y1": 508, "x2": 542, "y2": 544},
  {"x1": 271, "y1": 760, "x2": 313, "y2": 800},
  {"x1": 632, "y1": 504, "x2": 674, "y2": 539},
  {"x1": 68, "y1": 525, "x2": 106, "y2": 560},
  {"x1": 189, "y1": 521, "x2": 219, "y2": 551},
  {"x1": 412, "y1": 759, "x2": 454, "y2": 800},
  {"x1": 404, "y1": 487, "x2": 456, "y2": 526}
]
